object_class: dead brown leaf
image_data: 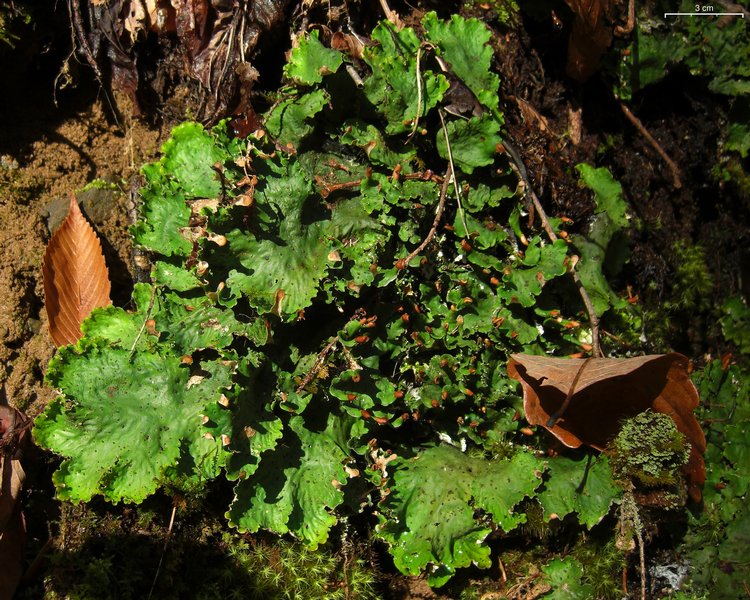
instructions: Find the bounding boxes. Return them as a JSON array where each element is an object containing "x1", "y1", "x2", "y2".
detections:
[
  {"x1": 43, "y1": 196, "x2": 112, "y2": 347},
  {"x1": 72, "y1": 0, "x2": 288, "y2": 120},
  {"x1": 564, "y1": 0, "x2": 615, "y2": 82},
  {"x1": 507, "y1": 353, "x2": 707, "y2": 501},
  {"x1": 0, "y1": 404, "x2": 30, "y2": 599},
  {"x1": 514, "y1": 96, "x2": 551, "y2": 134},
  {"x1": 331, "y1": 31, "x2": 365, "y2": 59}
]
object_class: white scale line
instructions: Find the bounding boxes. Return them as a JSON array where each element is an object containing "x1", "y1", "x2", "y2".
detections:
[{"x1": 664, "y1": 12, "x2": 745, "y2": 16}]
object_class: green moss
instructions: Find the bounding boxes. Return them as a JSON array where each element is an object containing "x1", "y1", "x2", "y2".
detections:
[
  {"x1": 609, "y1": 411, "x2": 690, "y2": 489},
  {"x1": 517, "y1": 499, "x2": 554, "y2": 541},
  {"x1": 666, "y1": 241, "x2": 713, "y2": 312},
  {"x1": 713, "y1": 156, "x2": 750, "y2": 199},
  {"x1": 640, "y1": 239, "x2": 716, "y2": 350},
  {"x1": 572, "y1": 534, "x2": 626, "y2": 599},
  {"x1": 223, "y1": 535, "x2": 379, "y2": 600},
  {"x1": 463, "y1": 0, "x2": 519, "y2": 24},
  {"x1": 27, "y1": 501, "x2": 380, "y2": 600},
  {"x1": 81, "y1": 178, "x2": 122, "y2": 192}
]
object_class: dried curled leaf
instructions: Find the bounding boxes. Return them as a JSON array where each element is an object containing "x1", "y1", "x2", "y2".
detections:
[
  {"x1": 0, "y1": 404, "x2": 29, "y2": 599},
  {"x1": 43, "y1": 196, "x2": 112, "y2": 347},
  {"x1": 508, "y1": 353, "x2": 707, "y2": 500}
]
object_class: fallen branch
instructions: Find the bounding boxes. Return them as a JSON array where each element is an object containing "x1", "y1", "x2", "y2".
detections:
[{"x1": 620, "y1": 101, "x2": 682, "y2": 189}]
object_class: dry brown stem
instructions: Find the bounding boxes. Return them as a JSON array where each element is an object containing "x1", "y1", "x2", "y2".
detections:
[
  {"x1": 147, "y1": 503, "x2": 177, "y2": 600},
  {"x1": 295, "y1": 337, "x2": 340, "y2": 394},
  {"x1": 620, "y1": 101, "x2": 682, "y2": 189},
  {"x1": 400, "y1": 166, "x2": 452, "y2": 269}
]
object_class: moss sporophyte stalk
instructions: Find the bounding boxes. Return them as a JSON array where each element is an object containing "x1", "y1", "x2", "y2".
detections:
[{"x1": 33, "y1": 11, "x2": 708, "y2": 592}]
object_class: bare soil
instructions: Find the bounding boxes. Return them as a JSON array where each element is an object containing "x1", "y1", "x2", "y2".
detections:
[{"x1": 0, "y1": 87, "x2": 162, "y2": 418}]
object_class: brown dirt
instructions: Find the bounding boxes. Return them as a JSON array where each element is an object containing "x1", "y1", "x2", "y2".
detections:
[{"x1": 0, "y1": 92, "x2": 163, "y2": 418}]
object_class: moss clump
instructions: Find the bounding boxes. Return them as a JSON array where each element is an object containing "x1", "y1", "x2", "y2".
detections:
[
  {"x1": 225, "y1": 535, "x2": 380, "y2": 600},
  {"x1": 609, "y1": 411, "x2": 690, "y2": 489},
  {"x1": 466, "y1": 0, "x2": 519, "y2": 23},
  {"x1": 667, "y1": 241, "x2": 713, "y2": 312},
  {"x1": 29, "y1": 501, "x2": 380, "y2": 600},
  {"x1": 572, "y1": 534, "x2": 626, "y2": 600}
]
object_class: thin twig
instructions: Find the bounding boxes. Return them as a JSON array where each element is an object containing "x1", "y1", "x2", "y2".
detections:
[
  {"x1": 498, "y1": 556, "x2": 508, "y2": 583},
  {"x1": 407, "y1": 44, "x2": 433, "y2": 143},
  {"x1": 622, "y1": 489, "x2": 647, "y2": 600},
  {"x1": 339, "y1": 343, "x2": 361, "y2": 371},
  {"x1": 438, "y1": 109, "x2": 469, "y2": 237},
  {"x1": 620, "y1": 101, "x2": 682, "y2": 189},
  {"x1": 635, "y1": 515, "x2": 647, "y2": 600},
  {"x1": 407, "y1": 45, "x2": 424, "y2": 142},
  {"x1": 502, "y1": 141, "x2": 555, "y2": 240},
  {"x1": 378, "y1": 0, "x2": 400, "y2": 26},
  {"x1": 315, "y1": 178, "x2": 362, "y2": 198},
  {"x1": 547, "y1": 357, "x2": 592, "y2": 427},
  {"x1": 400, "y1": 166, "x2": 452, "y2": 268},
  {"x1": 69, "y1": 0, "x2": 103, "y2": 83},
  {"x1": 570, "y1": 270, "x2": 602, "y2": 358},
  {"x1": 147, "y1": 503, "x2": 177, "y2": 600},
  {"x1": 296, "y1": 337, "x2": 339, "y2": 394},
  {"x1": 345, "y1": 64, "x2": 364, "y2": 88},
  {"x1": 502, "y1": 140, "x2": 602, "y2": 357},
  {"x1": 69, "y1": 0, "x2": 122, "y2": 129}
]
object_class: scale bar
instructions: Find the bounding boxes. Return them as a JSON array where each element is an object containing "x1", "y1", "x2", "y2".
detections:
[{"x1": 665, "y1": 12, "x2": 745, "y2": 16}]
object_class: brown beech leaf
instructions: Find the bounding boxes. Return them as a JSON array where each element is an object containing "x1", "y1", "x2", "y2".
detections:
[
  {"x1": 507, "y1": 353, "x2": 707, "y2": 501},
  {"x1": 43, "y1": 196, "x2": 112, "y2": 347}
]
